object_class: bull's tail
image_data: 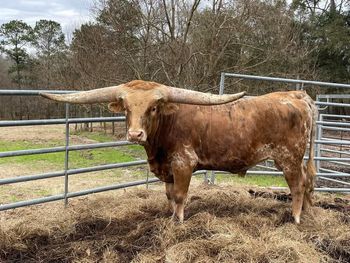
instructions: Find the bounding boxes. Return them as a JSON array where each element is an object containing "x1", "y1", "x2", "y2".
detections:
[{"x1": 304, "y1": 96, "x2": 318, "y2": 208}]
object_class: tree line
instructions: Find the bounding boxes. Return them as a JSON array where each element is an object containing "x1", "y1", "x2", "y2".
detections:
[{"x1": 0, "y1": 0, "x2": 349, "y2": 120}]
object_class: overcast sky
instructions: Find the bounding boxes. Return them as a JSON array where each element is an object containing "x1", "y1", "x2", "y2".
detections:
[{"x1": 0, "y1": 0, "x2": 94, "y2": 41}]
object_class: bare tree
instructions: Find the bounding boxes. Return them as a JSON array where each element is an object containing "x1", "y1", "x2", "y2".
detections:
[{"x1": 69, "y1": 0, "x2": 316, "y2": 95}]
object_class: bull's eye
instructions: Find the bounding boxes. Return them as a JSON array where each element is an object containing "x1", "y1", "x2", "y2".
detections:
[{"x1": 152, "y1": 106, "x2": 157, "y2": 112}]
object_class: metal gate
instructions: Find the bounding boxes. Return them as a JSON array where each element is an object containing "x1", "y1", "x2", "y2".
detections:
[
  {"x1": 1, "y1": 74, "x2": 349, "y2": 212},
  {"x1": 0, "y1": 90, "x2": 155, "y2": 211}
]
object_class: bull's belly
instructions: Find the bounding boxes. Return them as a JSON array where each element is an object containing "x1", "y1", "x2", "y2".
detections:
[
  {"x1": 195, "y1": 158, "x2": 254, "y2": 174},
  {"x1": 195, "y1": 165, "x2": 249, "y2": 174},
  {"x1": 148, "y1": 152, "x2": 272, "y2": 182}
]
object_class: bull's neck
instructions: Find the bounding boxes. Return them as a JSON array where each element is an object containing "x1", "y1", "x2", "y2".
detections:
[{"x1": 143, "y1": 112, "x2": 176, "y2": 159}]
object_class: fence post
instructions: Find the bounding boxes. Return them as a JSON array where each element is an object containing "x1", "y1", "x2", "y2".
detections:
[
  {"x1": 296, "y1": 75, "x2": 300, "y2": 90},
  {"x1": 315, "y1": 96, "x2": 322, "y2": 174},
  {"x1": 219, "y1": 72, "x2": 225, "y2": 95},
  {"x1": 146, "y1": 168, "x2": 149, "y2": 189},
  {"x1": 295, "y1": 76, "x2": 304, "y2": 91},
  {"x1": 209, "y1": 73, "x2": 226, "y2": 184},
  {"x1": 204, "y1": 170, "x2": 209, "y2": 183},
  {"x1": 64, "y1": 103, "x2": 70, "y2": 206},
  {"x1": 210, "y1": 171, "x2": 216, "y2": 184}
]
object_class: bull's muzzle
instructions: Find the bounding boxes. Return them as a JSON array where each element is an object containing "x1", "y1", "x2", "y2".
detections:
[{"x1": 127, "y1": 130, "x2": 146, "y2": 143}]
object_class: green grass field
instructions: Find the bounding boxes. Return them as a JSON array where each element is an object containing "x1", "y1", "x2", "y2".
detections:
[
  {"x1": 0, "y1": 140, "x2": 136, "y2": 169},
  {"x1": 215, "y1": 173, "x2": 287, "y2": 187}
]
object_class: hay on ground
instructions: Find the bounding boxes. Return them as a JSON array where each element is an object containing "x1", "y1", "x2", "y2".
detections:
[{"x1": 0, "y1": 185, "x2": 349, "y2": 263}]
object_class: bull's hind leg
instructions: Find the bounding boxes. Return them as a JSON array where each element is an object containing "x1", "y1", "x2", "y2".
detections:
[
  {"x1": 275, "y1": 157, "x2": 306, "y2": 224},
  {"x1": 303, "y1": 160, "x2": 316, "y2": 211},
  {"x1": 282, "y1": 163, "x2": 306, "y2": 224}
]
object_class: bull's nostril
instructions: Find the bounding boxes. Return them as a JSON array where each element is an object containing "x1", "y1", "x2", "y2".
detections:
[{"x1": 128, "y1": 130, "x2": 144, "y2": 141}]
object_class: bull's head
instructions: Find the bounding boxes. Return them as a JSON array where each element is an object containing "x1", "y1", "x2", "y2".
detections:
[{"x1": 41, "y1": 80, "x2": 245, "y2": 144}]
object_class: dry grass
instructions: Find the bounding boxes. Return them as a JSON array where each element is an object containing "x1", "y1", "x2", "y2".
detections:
[
  {"x1": 0, "y1": 125, "x2": 66, "y2": 142},
  {"x1": 1, "y1": 184, "x2": 349, "y2": 263}
]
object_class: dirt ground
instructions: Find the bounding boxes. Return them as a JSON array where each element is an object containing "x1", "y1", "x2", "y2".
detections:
[
  {"x1": 0, "y1": 124, "x2": 105, "y2": 144},
  {"x1": 0, "y1": 125, "x2": 66, "y2": 142},
  {"x1": 0, "y1": 184, "x2": 349, "y2": 263}
]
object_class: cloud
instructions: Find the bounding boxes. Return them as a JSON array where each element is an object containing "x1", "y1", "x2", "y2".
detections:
[{"x1": 0, "y1": 0, "x2": 94, "y2": 39}]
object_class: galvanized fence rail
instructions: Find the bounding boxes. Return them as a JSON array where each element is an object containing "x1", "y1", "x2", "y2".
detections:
[
  {"x1": 0, "y1": 90, "x2": 157, "y2": 211},
  {"x1": 1, "y1": 74, "x2": 350, "y2": 211}
]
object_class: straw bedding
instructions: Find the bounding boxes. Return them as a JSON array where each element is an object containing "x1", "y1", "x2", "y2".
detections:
[{"x1": 1, "y1": 184, "x2": 349, "y2": 263}]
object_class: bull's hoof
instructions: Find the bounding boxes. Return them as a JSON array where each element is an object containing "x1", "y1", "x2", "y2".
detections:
[
  {"x1": 302, "y1": 201, "x2": 312, "y2": 211},
  {"x1": 302, "y1": 194, "x2": 313, "y2": 211},
  {"x1": 171, "y1": 212, "x2": 184, "y2": 223},
  {"x1": 294, "y1": 215, "x2": 300, "y2": 224}
]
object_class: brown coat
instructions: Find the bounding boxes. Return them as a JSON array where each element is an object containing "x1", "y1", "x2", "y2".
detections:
[{"x1": 143, "y1": 91, "x2": 317, "y2": 223}]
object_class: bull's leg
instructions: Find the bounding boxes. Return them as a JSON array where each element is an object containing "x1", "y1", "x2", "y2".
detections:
[
  {"x1": 170, "y1": 147, "x2": 198, "y2": 223},
  {"x1": 165, "y1": 182, "x2": 175, "y2": 214},
  {"x1": 301, "y1": 164, "x2": 311, "y2": 211},
  {"x1": 303, "y1": 160, "x2": 316, "y2": 211},
  {"x1": 171, "y1": 165, "x2": 193, "y2": 223},
  {"x1": 283, "y1": 165, "x2": 306, "y2": 224}
]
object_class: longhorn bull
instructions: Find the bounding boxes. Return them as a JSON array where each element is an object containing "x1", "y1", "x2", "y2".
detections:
[{"x1": 41, "y1": 80, "x2": 317, "y2": 224}]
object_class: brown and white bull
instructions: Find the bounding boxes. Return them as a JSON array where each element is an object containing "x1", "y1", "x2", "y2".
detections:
[{"x1": 41, "y1": 80, "x2": 317, "y2": 224}]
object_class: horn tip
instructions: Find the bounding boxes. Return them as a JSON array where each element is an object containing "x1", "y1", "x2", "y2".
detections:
[
  {"x1": 40, "y1": 92, "x2": 52, "y2": 99},
  {"x1": 232, "y1": 91, "x2": 246, "y2": 98},
  {"x1": 40, "y1": 92, "x2": 61, "y2": 101}
]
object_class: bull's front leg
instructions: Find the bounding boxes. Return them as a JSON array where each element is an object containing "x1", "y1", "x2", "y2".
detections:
[
  {"x1": 165, "y1": 182, "x2": 175, "y2": 214},
  {"x1": 171, "y1": 148, "x2": 198, "y2": 223},
  {"x1": 171, "y1": 165, "x2": 192, "y2": 223}
]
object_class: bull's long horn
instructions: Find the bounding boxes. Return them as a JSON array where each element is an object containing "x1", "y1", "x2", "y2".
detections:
[
  {"x1": 164, "y1": 86, "x2": 246, "y2": 105},
  {"x1": 40, "y1": 85, "x2": 125, "y2": 104}
]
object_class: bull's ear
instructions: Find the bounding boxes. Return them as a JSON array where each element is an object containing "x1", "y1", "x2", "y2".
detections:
[
  {"x1": 108, "y1": 101, "x2": 125, "y2": 113},
  {"x1": 162, "y1": 103, "x2": 179, "y2": 115}
]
